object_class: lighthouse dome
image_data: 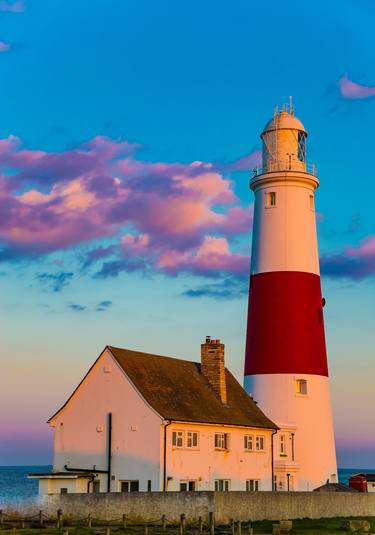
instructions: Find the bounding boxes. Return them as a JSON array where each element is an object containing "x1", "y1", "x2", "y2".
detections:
[{"x1": 261, "y1": 110, "x2": 307, "y2": 138}]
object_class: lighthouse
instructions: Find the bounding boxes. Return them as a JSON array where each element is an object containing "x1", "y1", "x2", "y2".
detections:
[{"x1": 244, "y1": 103, "x2": 337, "y2": 491}]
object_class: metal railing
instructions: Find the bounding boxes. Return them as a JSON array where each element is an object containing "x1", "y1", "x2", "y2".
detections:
[{"x1": 252, "y1": 161, "x2": 317, "y2": 177}]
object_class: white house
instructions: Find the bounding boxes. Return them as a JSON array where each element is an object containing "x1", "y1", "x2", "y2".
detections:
[{"x1": 31, "y1": 337, "x2": 277, "y2": 494}]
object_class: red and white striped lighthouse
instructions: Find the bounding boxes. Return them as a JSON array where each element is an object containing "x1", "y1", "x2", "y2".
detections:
[{"x1": 244, "y1": 103, "x2": 337, "y2": 491}]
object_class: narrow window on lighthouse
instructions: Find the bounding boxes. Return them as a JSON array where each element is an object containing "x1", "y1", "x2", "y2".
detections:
[
  {"x1": 296, "y1": 379, "x2": 308, "y2": 395},
  {"x1": 297, "y1": 131, "x2": 306, "y2": 162},
  {"x1": 266, "y1": 192, "x2": 276, "y2": 207},
  {"x1": 309, "y1": 194, "x2": 314, "y2": 210}
]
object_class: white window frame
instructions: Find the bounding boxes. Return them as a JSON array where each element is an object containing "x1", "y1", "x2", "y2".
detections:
[
  {"x1": 296, "y1": 379, "x2": 308, "y2": 395},
  {"x1": 255, "y1": 435, "x2": 265, "y2": 451},
  {"x1": 244, "y1": 434, "x2": 254, "y2": 451},
  {"x1": 172, "y1": 430, "x2": 184, "y2": 448},
  {"x1": 180, "y1": 480, "x2": 197, "y2": 491},
  {"x1": 215, "y1": 432, "x2": 230, "y2": 450},
  {"x1": 280, "y1": 434, "x2": 287, "y2": 456},
  {"x1": 214, "y1": 479, "x2": 230, "y2": 491},
  {"x1": 246, "y1": 479, "x2": 260, "y2": 492},
  {"x1": 266, "y1": 191, "x2": 276, "y2": 208},
  {"x1": 186, "y1": 431, "x2": 199, "y2": 449}
]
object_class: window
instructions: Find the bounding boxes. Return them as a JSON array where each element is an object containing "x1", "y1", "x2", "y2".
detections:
[
  {"x1": 309, "y1": 194, "x2": 314, "y2": 210},
  {"x1": 266, "y1": 191, "x2": 276, "y2": 207},
  {"x1": 215, "y1": 479, "x2": 230, "y2": 491},
  {"x1": 120, "y1": 480, "x2": 139, "y2": 492},
  {"x1": 147, "y1": 480, "x2": 152, "y2": 492},
  {"x1": 280, "y1": 434, "x2": 287, "y2": 456},
  {"x1": 296, "y1": 379, "x2": 308, "y2": 395},
  {"x1": 255, "y1": 435, "x2": 265, "y2": 451},
  {"x1": 180, "y1": 480, "x2": 196, "y2": 491},
  {"x1": 246, "y1": 479, "x2": 260, "y2": 492},
  {"x1": 297, "y1": 131, "x2": 306, "y2": 162},
  {"x1": 60, "y1": 488, "x2": 68, "y2": 494},
  {"x1": 172, "y1": 430, "x2": 184, "y2": 448},
  {"x1": 186, "y1": 431, "x2": 199, "y2": 449},
  {"x1": 244, "y1": 434, "x2": 254, "y2": 451},
  {"x1": 215, "y1": 433, "x2": 229, "y2": 450}
]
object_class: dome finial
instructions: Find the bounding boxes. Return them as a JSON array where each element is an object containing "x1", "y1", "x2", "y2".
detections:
[{"x1": 289, "y1": 95, "x2": 294, "y2": 115}]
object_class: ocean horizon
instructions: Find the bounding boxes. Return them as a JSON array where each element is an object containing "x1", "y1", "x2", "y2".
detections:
[{"x1": 1, "y1": 466, "x2": 375, "y2": 504}]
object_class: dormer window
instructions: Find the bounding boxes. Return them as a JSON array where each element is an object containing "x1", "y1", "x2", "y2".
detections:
[
  {"x1": 296, "y1": 379, "x2": 308, "y2": 395},
  {"x1": 266, "y1": 192, "x2": 276, "y2": 207}
]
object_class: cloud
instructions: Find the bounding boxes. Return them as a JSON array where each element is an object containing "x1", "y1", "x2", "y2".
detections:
[
  {"x1": 0, "y1": 133, "x2": 255, "y2": 280},
  {"x1": 321, "y1": 235, "x2": 375, "y2": 280},
  {"x1": 0, "y1": 0, "x2": 24, "y2": 12},
  {"x1": 0, "y1": 41, "x2": 10, "y2": 52},
  {"x1": 96, "y1": 300, "x2": 112, "y2": 312},
  {"x1": 338, "y1": 75, "x2": 375, "y2": 100},
  {"x1": 182, "y1": 277, "x2": 248, "y2": 300},
  {"x1": 35, "y1": 271, "x2": 73, "y2": 292},
  {"x1": 68, "y1": 303, "x2": 86, "y2": 312}
]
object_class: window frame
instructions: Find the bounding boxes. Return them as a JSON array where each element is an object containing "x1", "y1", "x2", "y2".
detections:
[
  {"x1": 296, "y1": 379, "x2": 308, "y2": 396},
  {"x1": 172, "y1": 430, "x2": 184, "y2": 449},
  {"x1": 186, "y1": 431, "x2": 199, "y2": 449},
  {"x1": 214, "y1": 479, "x2": 230, "y2": 491},
  {"x1": 120, "y1": 480, "x2": 139, "y2": 493},
  {"x1": 255, "y1": 435, "x2": 265, "y2": 452},
  {"x1": 266, "y1": 191, "x2": 277, "y2": 208},
  {"x1": 180, "y1": 480, "x2": 197, "y2": 491},
  {"x1": 246, "y1": 479, "x2": 260, "y2": 492},
  {"x1": 244, "y1": 434, "x2": 254, "y2": 451},
  {"x1": 215, "y1": 432, "x2": 230, "y2": 450},
  {"x1": 280, "y1": 434, "x2": 287, "y2": 456}
]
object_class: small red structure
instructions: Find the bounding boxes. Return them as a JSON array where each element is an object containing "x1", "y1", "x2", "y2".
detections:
[{"x1": 349, "y1": 474, "x2": 375, "y2": 493}]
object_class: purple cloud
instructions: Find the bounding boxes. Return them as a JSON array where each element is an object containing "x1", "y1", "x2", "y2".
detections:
[
  {"x1": 35, "y1": 271, "x2": 73, "y2": 292},
  {"x1": 0, "y1": 0, "x2": 24, "y2": 12},
  {"x1": 338, "y1": 75, "x2": 375, "y2": 100},
  {"x1": 321, "y1": 235, "x2": 375, "y2": 280}
]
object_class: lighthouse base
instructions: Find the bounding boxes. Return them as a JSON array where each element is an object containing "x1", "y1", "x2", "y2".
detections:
[{"x1": 244, "y1": 373, "x2": 337, "y2": 491}]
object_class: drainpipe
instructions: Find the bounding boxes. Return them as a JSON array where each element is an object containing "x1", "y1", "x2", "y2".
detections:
[
  {"x1": 271, "y1": 429, "x2": 278, "y2": 491},
  {"x1": 163, "y1": 420, "x2": 172, "y2": 492},
  {"x1": 107, "y1": 412, "x2": 112, "y2": 493}
]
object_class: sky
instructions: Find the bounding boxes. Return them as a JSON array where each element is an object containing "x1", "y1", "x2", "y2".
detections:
[{"x1": 0, "y1": 0, "x2": 374, "y2": 468}]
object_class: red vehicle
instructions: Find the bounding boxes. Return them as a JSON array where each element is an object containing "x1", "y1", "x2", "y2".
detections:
[{"x1": 349, "y1": 474, "x2": 375, "y2": 493}]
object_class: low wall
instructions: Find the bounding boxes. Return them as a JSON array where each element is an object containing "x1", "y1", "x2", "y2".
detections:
[{"x1": 3, "y1": 492, "x2": 375, "y2": 524}]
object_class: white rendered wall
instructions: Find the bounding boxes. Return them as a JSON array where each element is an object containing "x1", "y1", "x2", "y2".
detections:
[
  {"x1": 244, "y1": 374, "x2": 337, "y2": 490},
  {"x1": 50, "y1": 349, "x2": 163, "y2": 492},
  {"x1": 166, "y1": 423, "x2": 274, "y2": 491},
  {"x1": 250, "y1": 179, "x2": 319, "y2": 275}
]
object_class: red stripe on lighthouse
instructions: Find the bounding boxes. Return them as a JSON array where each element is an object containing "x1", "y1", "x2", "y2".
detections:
[{"x1": 245, "y1": 271, "x2": 328, "y2": 377}]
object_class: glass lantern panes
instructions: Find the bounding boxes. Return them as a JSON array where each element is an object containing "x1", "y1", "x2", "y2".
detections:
[{"x1": 297, "y1": 131, "x2": 306, "y2": 162}]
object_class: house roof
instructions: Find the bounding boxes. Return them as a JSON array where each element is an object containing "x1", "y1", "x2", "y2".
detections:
[
  {"x1": 108, "y1": 346, "x2": 277, "y2": 429},
  {"x1": 313, "y1": 482, "x2": 358, "y2": 493}
]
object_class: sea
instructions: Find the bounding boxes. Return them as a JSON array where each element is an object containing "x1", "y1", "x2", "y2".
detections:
[{"x1": 1, "y1": 466, "x2": 375, "y2": 504}]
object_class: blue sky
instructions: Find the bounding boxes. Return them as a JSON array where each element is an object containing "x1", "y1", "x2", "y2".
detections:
[{"x1": 0, "y1": 0, "x2": 374, "y2": 466}]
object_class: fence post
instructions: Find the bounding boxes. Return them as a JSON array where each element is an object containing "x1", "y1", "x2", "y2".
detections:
[
  {"x1": 144, "y1": 524, "x2": 149, "y2": 535},
  {"x1": 57, "y1": 509, "x2": 63, "y2": 529},
  {"x1": 106, "y1": 528, "x2": 111, "y2": 535},
  {"x1": 209, "y1": 512, "x2": 215, "y2": 535},
  {"x1": 0, "y1": 509, "x2": 3, "y2": 526},
  {"x1": 231, "y1": 519, "x2": 235, "y2": 535},
  {"x1": 87, "y1": 513, "x2": 92, "y2": 528},
  {"x1": 39, "y1": 510, "x2": 43, "y2": 527},
  {"x1": 21, "y1": 519, "x2": 25, "y2": 529},
  {"x1": 248, "y1": 521, "x2": 253, "y2": 535},
  {"x1": 123, "y1": 514, "x2": 127, "y2": 529},
  {"x1": 162, "y1": 514, "x2": 167, "y2": 531},
  {"x1": 237, "y1": 521, "x2": 242, "y2": 535},
  {"x1": 198, "y1": 516, "x2": 203, "y2": 534},
  {"x1": 181, "y1": 513, "x2": 186, "y2": 532}
]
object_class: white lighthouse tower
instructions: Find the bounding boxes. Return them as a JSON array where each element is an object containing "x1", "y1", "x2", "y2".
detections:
[{"x1": 244, "y1": 102, "x2": 337, "y2": 491}]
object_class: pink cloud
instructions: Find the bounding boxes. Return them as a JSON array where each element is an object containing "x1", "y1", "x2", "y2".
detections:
[
  {"x1": 338, "y1": 75, "x2": 375, "y2": 100},
  {"x1": 321, "y1": 235, "x2": 375, "y2": 280},
  {"x1": 0, "y1": 41, "x2": 10, "y2": 52},
  {"x1": 0, "y1": 134, "x2": 256, "y2": 278}
]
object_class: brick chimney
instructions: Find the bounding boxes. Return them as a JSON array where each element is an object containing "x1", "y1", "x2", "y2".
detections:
[{"x1": 201, "y1": 336, "x2": 227, "y2": 404}]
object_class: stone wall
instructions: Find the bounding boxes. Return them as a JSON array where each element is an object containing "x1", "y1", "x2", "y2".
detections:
[{"x1": 4, "y1": 492, "x2": 375, "y2": 524}]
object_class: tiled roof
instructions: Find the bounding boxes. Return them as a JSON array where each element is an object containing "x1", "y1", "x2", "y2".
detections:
[{"x1": 109, "y1": 346, "x2": 277, "y2": 429}]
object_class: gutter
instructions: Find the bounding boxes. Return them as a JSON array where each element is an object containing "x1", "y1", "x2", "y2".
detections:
[
  {"x1": 107, "y1": 412, "x2": 112, "y2": 492},
  {"x1": 64, "y1": 465, "x2": 108, "y2": 473},
  {"x1": 163, "y1": 420, "x2": 172, "y2": 492},
  {"x1": 271, "y1": 429, "x2": 278, "y2": 491}
]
